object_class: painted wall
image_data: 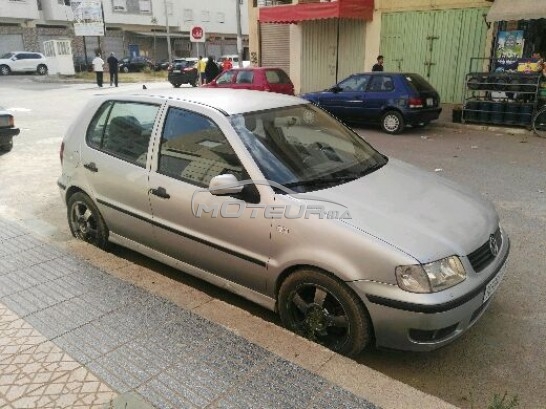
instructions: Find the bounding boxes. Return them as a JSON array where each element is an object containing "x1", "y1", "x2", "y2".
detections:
[{"x1": 376, "y1": 0, "x2": 493, "y2": 12}]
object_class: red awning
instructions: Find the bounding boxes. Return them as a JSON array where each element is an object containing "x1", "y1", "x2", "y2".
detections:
[{"x1": 259, "y1": 0, "x2": 374, "y2": 24}]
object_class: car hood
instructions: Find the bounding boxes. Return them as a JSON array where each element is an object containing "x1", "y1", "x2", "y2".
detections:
[{"x1": 307, "y1": 159, "x2": 498, "y2": 263}]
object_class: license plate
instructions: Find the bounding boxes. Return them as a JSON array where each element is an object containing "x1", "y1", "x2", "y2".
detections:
[
  {"x1": 483, "y1": 262, "x2": 506, "y2": 303},
  {"x1": 426, "y1": 98, "x2": 434, "y2": 106},
  {"x1": 173, "y1": 69, "x2": 181, "y2": 73}
]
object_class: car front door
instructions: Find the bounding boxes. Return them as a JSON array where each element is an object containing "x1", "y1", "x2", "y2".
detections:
[
  {"x1": 232, "y1": 70, "x2": 254, "y2": 90},
  {"x1": 147, "y1": 105, "x2": 271, "y2": 293},
  {"x1": 211, "y1": 70, "x2": 236, "y2": 88},
  {"x1": 318, "y1": 75, "x2": 370, "y2": 121},
  {"x1": 80, "y1": 100, "x2": 161, "y2": 248}
]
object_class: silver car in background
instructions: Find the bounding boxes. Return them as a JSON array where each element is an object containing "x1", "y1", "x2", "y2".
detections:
[{"x1": 58, "y1": 89, "x2": 509, "y2": 356}]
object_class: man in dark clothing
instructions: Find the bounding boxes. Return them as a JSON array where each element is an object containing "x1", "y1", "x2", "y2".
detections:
[
  {"x1": 205, "y1": 56, "x2": 220, "y2": 83},
  {"x1": 107, "y1": 52, "x2": 119, "y2": 87},
  {"x1": 372, "y1": 55, "x2": 384, "y2": 72}
]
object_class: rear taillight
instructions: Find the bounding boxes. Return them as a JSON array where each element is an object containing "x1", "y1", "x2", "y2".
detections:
[
  {"x1": 408, "y1": 97, "x2": 424, "y2": 108},
  {"x1": 60, "y1": 141, "x2": 64, "y2": 165}
]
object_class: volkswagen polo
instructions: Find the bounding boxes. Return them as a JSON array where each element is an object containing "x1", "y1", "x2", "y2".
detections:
[{"x1": 58, "y1": 88, "x2": 509, "y2": 356}]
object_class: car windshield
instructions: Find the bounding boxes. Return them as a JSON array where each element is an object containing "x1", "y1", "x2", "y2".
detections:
[
  {"x1": 1, "y1": 52, "x2": 15, "y2": 59},
  {"x1": 231, "y1": 104, "x2": 387, "y2": 192}
]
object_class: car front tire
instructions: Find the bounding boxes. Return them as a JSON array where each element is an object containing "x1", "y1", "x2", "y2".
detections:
[
  {"x1": 0, "y1": 65, "x2": 10, "y2": 76},
  {"x1": 278, "y1": 268, "x2": 372, "y2": 357},
  {"x1": 172, "y1": 83, "x2": 181, "y2": 88},
  {"x1": 67, "y1": 192, "x2": 109, "y2": 250},
  {"x1": 381, "y1": 110, "x2": 405, "y2": 134}
]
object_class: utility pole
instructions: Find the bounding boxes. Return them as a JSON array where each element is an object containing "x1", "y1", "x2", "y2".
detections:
[
  {"x1": 164, "y1": 0, "x2": 172, "y2": 61},
  {"x1": 236, "y1": 0, "x2": 243, "y2": 67}
]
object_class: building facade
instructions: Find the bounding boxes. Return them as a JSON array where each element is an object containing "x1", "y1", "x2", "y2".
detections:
[
  {"x1": 0, "y1": 0, "x2": 249, "y2": 63},
  {"x1": 250, "y1": 0, "x2": 495, "y2": 103}
]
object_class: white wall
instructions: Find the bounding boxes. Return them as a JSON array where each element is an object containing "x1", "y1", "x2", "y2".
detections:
[{"x1": 0, "y1": 0, "x2": 39, "y2": 20}]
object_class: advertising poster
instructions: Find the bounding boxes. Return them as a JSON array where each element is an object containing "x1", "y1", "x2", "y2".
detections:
[
  {"x1": 495, "y1": 30, "x2": 524, "y2": 71},
  {"x1": 71, "y1": 0, "x2": 105, "y2": 37}
]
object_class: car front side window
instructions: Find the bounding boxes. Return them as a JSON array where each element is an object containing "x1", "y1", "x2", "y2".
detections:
[
  {"x1": 158, "y1": 107, "x2": 243, "y2": 187},
  {"x1": 215, "y1": 70, "x2": 234, "y2": 84},
  {"x1": 337, "y1": 75, "x2": 369, "y2": 91}
]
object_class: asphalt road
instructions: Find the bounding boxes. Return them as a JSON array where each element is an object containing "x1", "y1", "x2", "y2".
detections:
[{"x1": 1, "y1": 75, "x2": 545, "y2": 409}]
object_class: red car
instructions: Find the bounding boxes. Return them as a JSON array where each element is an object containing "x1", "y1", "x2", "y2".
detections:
[{"x1": 204, "y1": 67, "x2": 294, "y2": 95}]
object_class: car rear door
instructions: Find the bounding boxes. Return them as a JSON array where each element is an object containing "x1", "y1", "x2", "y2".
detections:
[
  {"x1": 147, "y1": 104, "x2": 271, "y2": 293},
  {"x1": 80, "y1": 99, "x2": 161, "y2": 248},
  {"x1": 361, "y1": 75, "x2": 397, "y2": 122},
  {"x1": 405, "y1": 74, "x2": 441, "y2": 109}
]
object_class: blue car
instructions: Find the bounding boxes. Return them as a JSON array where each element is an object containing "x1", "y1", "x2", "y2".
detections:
[{"x1": 301, "y1": 72, "x2": 442, "y2": 134}]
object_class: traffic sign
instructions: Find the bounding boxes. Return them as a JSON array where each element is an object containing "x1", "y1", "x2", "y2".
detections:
[{"x1": 190, "y1": 25, "x2": 205, "y2": 43}]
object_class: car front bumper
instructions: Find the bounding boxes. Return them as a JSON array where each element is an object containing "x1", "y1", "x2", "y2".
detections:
[{"x1": 349, "y1": 235, "x2": 510, "y2": 351}]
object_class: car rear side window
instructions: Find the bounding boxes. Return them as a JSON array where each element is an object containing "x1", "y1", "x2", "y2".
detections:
[
  {"x1": 86, "y1": 101, "x2": 159, "y2": 167},
  {"x1": 367, "y1": 75, "x2": 395, "y2": 92},
  {"x1": 158, "y1": 108, "x2": 243, "y2": 187},
  {"x1": 405, "y1": 74, "x2": 436, "y2": 92},
  {"x1": 265, "y1": 69, "x2": 290, "y2": 84}
]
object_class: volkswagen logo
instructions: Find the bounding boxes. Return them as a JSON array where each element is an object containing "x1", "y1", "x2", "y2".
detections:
[{"x1": 489, "y1": 235, "x2": 499, "y2": 257}]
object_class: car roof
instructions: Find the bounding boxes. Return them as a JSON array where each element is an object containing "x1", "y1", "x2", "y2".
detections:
[{"x1": 116, "y1": 88, "x2": 307, "y2": 115}]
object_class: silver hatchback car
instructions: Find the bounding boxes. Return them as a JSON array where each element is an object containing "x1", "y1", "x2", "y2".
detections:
[{"x1": 58, "y1": 89, "x2": 509, "y2": 356}]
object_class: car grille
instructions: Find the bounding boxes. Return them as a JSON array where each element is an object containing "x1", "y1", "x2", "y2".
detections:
[{"x1": 467, "y1": 227, "x2": 502, "y2": 272}]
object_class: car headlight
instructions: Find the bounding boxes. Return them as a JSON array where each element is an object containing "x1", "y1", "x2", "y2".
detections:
[{"x1": 395, "y1": 256, "x2": 466, "y2": 293}]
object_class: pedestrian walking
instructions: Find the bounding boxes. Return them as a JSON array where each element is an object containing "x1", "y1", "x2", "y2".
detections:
[
  {"x1": 222, "y1": 57, "x2": 233, "y2": 71},
  {"x1": 92, "y1": 53, "x2": 105, "y2": 87},
  {"x1": 106, "y1": 52, "x2": 119, "y2": 87},
  {"x1": 372, "y1": 55, "x2": 384, "y2": 72},
  {"x1": 205, "y1": 56, "x2": 220, "y2": 83},
  {"x1": 197, "y1": 55, "x2": 207, "y2": 85}
]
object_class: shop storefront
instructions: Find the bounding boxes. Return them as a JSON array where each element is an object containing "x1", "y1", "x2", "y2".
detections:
[{"x1": 460, "y1": 0, "x2": 546, "y2": 127}]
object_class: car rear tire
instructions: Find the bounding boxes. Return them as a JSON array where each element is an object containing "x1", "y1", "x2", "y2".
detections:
[
  {"x1": 37, "y1": 64, "x2": 48, "y2": 75},
  {"x1": 278, "y1": 268, "x2": 372, "y2": 357},
  {"x1": 381, "y1": 111, "x2": 405, "y2": 134},
  {"x1": 172, "y1": 83, "x2": 181, "y2": 88},
  {"x1": 67, "y1": 192, "x2": 109, "y2": 250},
  {"x1": 190, "y1": 80, "x2": 197, "y2": 87},
  {"x1": 0, "y1": 65, "x2": 10, "y2": 76}
]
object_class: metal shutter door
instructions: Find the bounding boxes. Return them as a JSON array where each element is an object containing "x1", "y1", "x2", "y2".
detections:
[
  {"x1": 260, "y1": 23, "x2": 289, "y2": 74},
  {"x1": 0, "y1": 35, "x2": 24, "y2": 56}
]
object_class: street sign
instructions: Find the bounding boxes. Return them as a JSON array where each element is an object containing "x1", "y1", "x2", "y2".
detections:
[{"x1": 190, "y1": 25, "x2": 205, "y2": 43}]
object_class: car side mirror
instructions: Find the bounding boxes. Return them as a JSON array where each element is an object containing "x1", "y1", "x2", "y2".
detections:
[
  {"x1": 331, "y1": 85, "x2": 342, "y2": 93},
  {"x1": 208, "y1": 174, "x2": 244, "y2": 196}
]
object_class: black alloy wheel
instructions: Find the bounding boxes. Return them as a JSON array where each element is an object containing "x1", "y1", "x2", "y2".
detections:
[
  {"x1": 278, "y1": 268, "x2": 372, "y2": 357},
  {"x1": 67, "y1": 192, "x2": 109, "y2": 249}
]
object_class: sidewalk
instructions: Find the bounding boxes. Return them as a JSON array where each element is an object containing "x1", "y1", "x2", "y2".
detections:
[
  {"x1": 433, "y1": 103, "x2": 534, "y2": 136},
  {"x1": 0, "y1": 217, "x2": 459, "y2": 409}
]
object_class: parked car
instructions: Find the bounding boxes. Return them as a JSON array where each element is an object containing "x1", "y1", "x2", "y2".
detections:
[
  {"x1": 167, "y1": 58, "x2": 198, "y2": 87},
  {"x1": 58, "y1": 89, "x2": 509, "y2": 356},
  {"x1": 118, "y1": 56, "x2": 153, "y2": 73},
  {"x1": 301, "y1": 72, "x2": 442, "y2": 134},
  {"x1": 0, "y1": 51, "x2": 48, "y2": 76},
  {"x1": 0, "y1": 107, "x2": 20, "y2": 152},
  {"x1": 152, "y1": 58, "x2": 170, "y2": 71},
  {"x1": 204, "y1": 67, "x2": 294, "y2": 95}
]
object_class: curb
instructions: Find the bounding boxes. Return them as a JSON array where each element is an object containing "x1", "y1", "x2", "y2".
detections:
[{"x1": 431, "y1": 120, "x2": 533, "y2": 136}]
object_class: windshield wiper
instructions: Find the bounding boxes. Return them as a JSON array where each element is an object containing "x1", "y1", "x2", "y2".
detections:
[{"x1": 283, "y1": 175, "x2": 358, "y2": 189}]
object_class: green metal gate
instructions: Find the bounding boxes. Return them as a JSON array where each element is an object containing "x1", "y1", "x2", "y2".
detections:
[{"x1": 380, "y1": 8, "x2": 489, "y2": 103}]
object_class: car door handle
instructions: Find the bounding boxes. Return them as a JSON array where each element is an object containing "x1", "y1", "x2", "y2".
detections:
[
  {"x1": 150, "y1": 187, "x2": 170, "y2": 199},
  {"x1": 83, "y1": 162, "x2": 98, "y2": 172}
]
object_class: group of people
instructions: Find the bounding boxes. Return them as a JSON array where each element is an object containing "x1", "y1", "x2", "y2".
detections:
[
  {"x1": 91, "y1": 52, "x2": 119, "y2": 87},
  {"x1": 197, "y1": 55, "x2": 234, "y2": 85},
  {"x1": 90, "y1": 52, "x2": 238, "y2": 88}
]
